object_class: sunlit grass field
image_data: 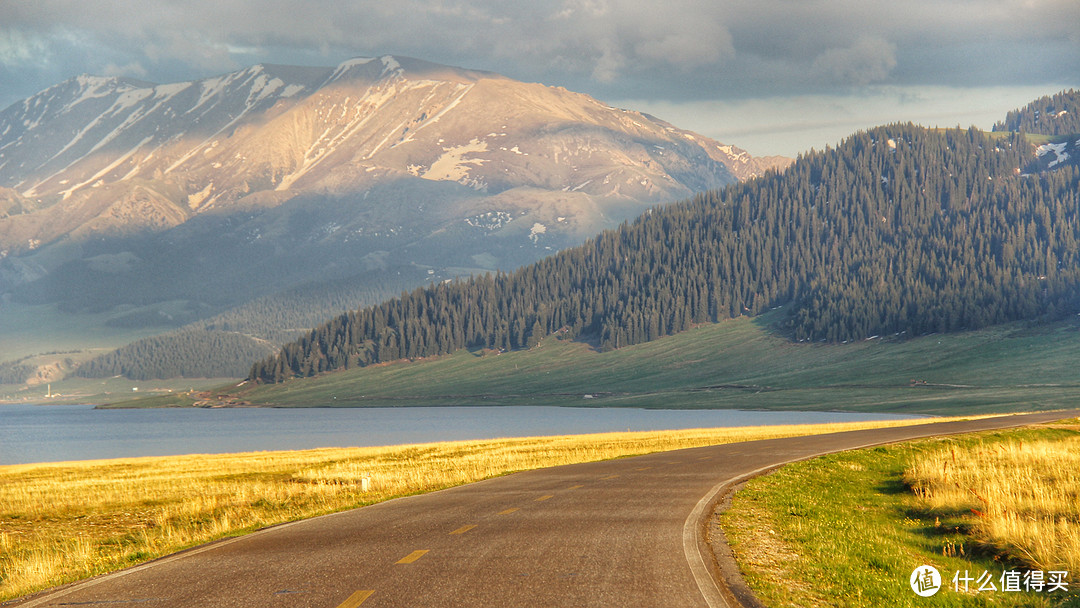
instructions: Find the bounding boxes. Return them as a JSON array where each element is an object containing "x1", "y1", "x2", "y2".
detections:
[
  {"x1": 0, "y1": 416, "x2": 967, "y2": 602},
  {"x1": 721, "y1": 422, "x2": 1080, "y2": 607},
  {"x1": 906, "y1": 432, "x2": 1080, "y2": 576}
]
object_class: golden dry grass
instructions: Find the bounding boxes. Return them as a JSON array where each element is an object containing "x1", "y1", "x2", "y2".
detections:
[
  {"x1": 1, "y1": 415, "x2": 980, "y2": 601},
  {"x1": 905, "y1": 433, "x2": 1080, "y2": 576}
]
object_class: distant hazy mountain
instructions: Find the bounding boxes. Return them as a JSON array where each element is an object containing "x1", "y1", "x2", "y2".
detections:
[{"x1": 0, "y1": 56, "x2": 789, "y2": 382}]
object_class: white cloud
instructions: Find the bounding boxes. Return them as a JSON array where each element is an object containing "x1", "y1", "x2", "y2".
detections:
[
  {"x1": 102, "y1": 61, "x2": 148, "y2": 78},
  {"x1": 0, "y1": 29, "x2": 49, "y2": 65}
]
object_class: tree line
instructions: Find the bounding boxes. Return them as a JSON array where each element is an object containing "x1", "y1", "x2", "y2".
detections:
[
  {"x1": 250, "y1": 123, "x2": 1080, "y2": 383},
  {"x1": 994, "y1": 89, "x2": 1080, "y2": 136},
  {"x1": 75, "y1": 331, "x2": 275, "y2": 380}
]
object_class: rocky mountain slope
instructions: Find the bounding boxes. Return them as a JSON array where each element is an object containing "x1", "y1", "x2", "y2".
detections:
[
  {"x1": 0, "y1": 56, "x2": 788, "y2": 383},
  {"x1": 0, "y1": 56, "x2": 781, "y2": 258}
]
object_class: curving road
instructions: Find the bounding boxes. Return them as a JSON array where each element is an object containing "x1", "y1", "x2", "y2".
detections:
[{"x1": 10, "y1": 410, "x2": 1078, "y2": 608}]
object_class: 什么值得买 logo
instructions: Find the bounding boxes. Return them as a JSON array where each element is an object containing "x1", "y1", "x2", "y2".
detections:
[
  {"x1": 910, "y1": 565, "x2": 942, "y2": 597},
  {"x1": 909, "y1": 566, "x2": 1071, "y2": 596}
]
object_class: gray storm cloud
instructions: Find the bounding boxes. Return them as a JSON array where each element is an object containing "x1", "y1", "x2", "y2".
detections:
[
  {"x1": 810, "y1": 37, "x2": 898, "y2": 86},
  {"x1": 2, "y1": 1, "x2": 1075, "y2": 81},
  {"x1": 0, "y1": 0, "x2": 1076, "y2": 130}
]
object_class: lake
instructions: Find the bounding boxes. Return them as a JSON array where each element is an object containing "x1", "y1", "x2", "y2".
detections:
[{"x1": 0, "y1": 404, "x2": 924, "y2": 465}]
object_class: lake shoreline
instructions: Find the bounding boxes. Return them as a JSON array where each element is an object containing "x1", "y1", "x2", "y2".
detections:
[{"x1": 0, "y1": 403, "x2": 926, "y2": 466}]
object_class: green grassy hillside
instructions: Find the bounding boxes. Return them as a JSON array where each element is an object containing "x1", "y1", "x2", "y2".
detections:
[{"x1": 168, "y1": 312, "x2": 1080, "y2": 414}]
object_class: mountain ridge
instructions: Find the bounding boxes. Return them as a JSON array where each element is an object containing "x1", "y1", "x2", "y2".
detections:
[{"x1": 1, "y1": 55, "x2": 782, "y2": 257}]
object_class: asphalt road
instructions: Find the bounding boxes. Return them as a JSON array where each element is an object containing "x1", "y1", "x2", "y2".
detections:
[{"x1": 10, "y1": 410, "x2": 1078, "y2": 608}]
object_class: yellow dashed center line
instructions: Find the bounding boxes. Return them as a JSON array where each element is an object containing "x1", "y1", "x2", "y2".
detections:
[
  {"x1": 535, "y1": 494, "x2": 554, "y2": 501},
  {"x1": 335, "y1": 589, "x2": 374, "y2": 608},
  {"x1": 396, "y1": 550, "x2": 429, "y2": 564},
  {"x1": 450, "y1": 524, "x2": 477, "y2": 535},
  {"x1": 636, "y1": 466, "x2": 653, "y2": 471},
  {"x1": 568, "y1": 484, "x2": 584, "y2": 490},
  {"x1": 499, "y1": 508, "x2": 520, "y2": 515},
  {"x1": 600, "y1": 474, "x2": 620, "y2": 480}
]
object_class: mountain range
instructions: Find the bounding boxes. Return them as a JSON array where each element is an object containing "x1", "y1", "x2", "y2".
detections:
[{"x1": 0, "y1": 56, "x2": 788, "y2": 385}]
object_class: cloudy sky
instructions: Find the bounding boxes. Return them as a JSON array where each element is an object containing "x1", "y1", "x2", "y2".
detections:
[{"x1": 1, "y1": 0, "x2": 1076, "y2": 156}]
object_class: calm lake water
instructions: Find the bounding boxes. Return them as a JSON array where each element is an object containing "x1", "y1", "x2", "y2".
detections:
[{"x1": 0, "y1": 404, "x2": 924, "y2": 465}]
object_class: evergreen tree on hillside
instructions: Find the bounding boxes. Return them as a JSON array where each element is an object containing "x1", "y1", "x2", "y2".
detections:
[
  {"x1": 994, "y1": 89, "x2": 1080, "y2": 136},
  {"x1": 251, "y1": 124, "x2": 1080, "y2": 384},
  {"x1": 75, "y1": 331, "x2": 276, "y2": 380}
]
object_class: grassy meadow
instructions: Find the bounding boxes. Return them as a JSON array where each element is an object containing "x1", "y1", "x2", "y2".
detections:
[
  {"x1": 721, "y1": 422, "x2": 1080, "y2": 607},
  {"x1": 175, "y1": 313, "x2": 1080, "y2": 414},
  {"x1": 0, "y1": 416, "x2": 972, "y2": 602},
  {"x1": 1, "y1": 376, "x2": 231, "y2": 407}
]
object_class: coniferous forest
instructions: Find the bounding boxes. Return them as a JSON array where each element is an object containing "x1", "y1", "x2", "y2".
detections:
[
  {"x1": 76, "y1": 331, "x2": 275, "y2": 380},
  {"x1": 250, "y1": 124, "x2": 1080, "y2": 384},
  {"x1": 994, "y1": 89, "x2": 1080, "y2": 136}
]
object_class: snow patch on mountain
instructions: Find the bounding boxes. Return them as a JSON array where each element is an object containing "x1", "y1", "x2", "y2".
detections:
[
  {"x1": 464, "y1": 210, "x2": 513, "y2": 230},
  {"x1": 190, "y1": 75, "x2": 232, "y2": 115},
  {"x1": 422, "y1": 138, "x2": 489, "y2": 186},
  {"x1": 154, "y1": 81, "x2": 193, "y2": 99},
  {"x1": 61, "y1": 136, "x2": 153, "y2": 199},
  {"x1": 1037, "y1": 141, "x2": 1070, "y2": 169},
  {"x1": 409, "y1": 83, "x2": 474, "y2": 134},
  {"x1": 326, "y1": 57, "x2": 376, "y2": 84},
  {"x1": 380, "y1": 56, "x2": 402, "y2": 76},
  {"x1": 66, "y1": 76, "x2": 132, "y2": 110},
  {"x1": 528, "y1": 222, "x2": 547, "y2": 243},
  {"x1": 281, "y1": 84, "x2": 306, "y2": 97}
]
